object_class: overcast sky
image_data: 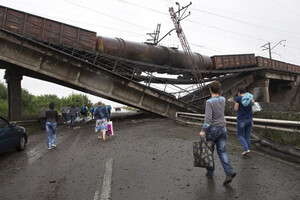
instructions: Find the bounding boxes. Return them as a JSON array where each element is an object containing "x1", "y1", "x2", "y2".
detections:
[{"x1": 0, "y1": 0, "x2": 299, "y2": 106}]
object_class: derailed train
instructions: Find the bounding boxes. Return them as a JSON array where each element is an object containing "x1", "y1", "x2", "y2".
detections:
[
  {"x1": 0, "y1": 5, "x2": 299, "y2": 75},
  {"x1": 96, "y1": 36, "x2": 212, "y2": 71}
]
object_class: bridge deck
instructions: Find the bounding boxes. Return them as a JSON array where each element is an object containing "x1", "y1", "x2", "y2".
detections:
[{"x1": 0, "y1": 29, "x2": 200, "y2": 118}]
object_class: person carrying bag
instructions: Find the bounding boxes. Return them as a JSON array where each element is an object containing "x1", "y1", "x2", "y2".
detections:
[
  {"x1": 197, "y1": 81, "x2": 236, "y2": 185},
  {"x1": 193, "y1": 137, "x2": 213, "y2": 168}
]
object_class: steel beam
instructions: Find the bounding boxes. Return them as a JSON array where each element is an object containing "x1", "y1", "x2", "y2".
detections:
[{"x1": 0, "y1": 30, "x2": 200, "y2": 119}]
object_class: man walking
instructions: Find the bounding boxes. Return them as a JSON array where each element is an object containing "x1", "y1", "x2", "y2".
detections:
[
  {"x1": 199, "y1": 81, "x2": 236, "y2": 185},
  {"x1": 38, "y1": 105, "x2": 46, "y2": 130},
  {"x1": 61, "y1": 105, "x2": 69, "y2": 124},
  {"x1": 45, "y1": 102, "x2": 59, "y2": 150}
]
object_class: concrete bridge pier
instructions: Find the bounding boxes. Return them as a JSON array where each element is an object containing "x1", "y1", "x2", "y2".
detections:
[
  {"x1": 250, "y1": 78, "x2": 270, "y2": 103},
  {"x1": 4, "y1": 67, "x2": 23, "y2": 121},
  {"x1": 262, "y1": 79, "x2": 270, "y2": 103}
]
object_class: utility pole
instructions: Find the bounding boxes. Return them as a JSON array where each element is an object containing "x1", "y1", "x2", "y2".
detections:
[
  {"x1": 169, "y1": 2, "x2": 205, "y2": 95},
  {"x1": 146, "y1": 24, "x2": 161, "y2": 45},
  {"x1": 261, "y1": 40, "x2": 286, "y2": 66}
]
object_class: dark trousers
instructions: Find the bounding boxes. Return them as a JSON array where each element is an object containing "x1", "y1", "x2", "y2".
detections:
[{"x1": 38, "y1": 117, "x2": 46, "y2": 130}]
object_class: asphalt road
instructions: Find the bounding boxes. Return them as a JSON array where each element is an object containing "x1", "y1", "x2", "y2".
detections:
[{"x1": 0, "y1": 117, "x2": 299, "y2": 200}]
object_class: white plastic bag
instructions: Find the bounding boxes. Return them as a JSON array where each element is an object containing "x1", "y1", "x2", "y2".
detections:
[{"x1": 252, "y1": 102, "x2": 262, "y2": 113}]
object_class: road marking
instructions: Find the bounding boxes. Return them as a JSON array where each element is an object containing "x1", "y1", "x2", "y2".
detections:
[{"x1": 94, "y1": 158, "x2": 113, "y2": 200}]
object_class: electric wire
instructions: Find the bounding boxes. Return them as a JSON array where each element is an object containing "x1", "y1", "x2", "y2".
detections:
[
  {"x1": 190, "y1": 7, "x2": 300, "y2": 36},
  {"x1": 62, "y1": 0, "x2": 152, "y2": 31},
  {"x1": 2, "y1": 0, "x2": 300, "y2": 64}
]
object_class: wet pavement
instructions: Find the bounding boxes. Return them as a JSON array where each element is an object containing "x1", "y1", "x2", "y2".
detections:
[{"x1": 0, "y1": 117, "x2": 299, "y2": 200}]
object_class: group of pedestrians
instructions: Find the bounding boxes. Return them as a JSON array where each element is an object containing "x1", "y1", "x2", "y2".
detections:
[
  {"x1": 61, "y1": 105, "x2": 89, "y2": 127},
  {"x1": 38, "y1": 102, "x2": 112, "y2": 150},
  {"x1": 199, "y1": 81, "x2": 255, "y2": 185},
  {"x1": 39, "y1": 81, "x2": 254, "y2": 186}
]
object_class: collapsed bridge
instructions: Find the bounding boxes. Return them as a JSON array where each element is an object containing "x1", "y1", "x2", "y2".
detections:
[{"x1": 0, "y1": 6, "x2": 299, "y2": 120}]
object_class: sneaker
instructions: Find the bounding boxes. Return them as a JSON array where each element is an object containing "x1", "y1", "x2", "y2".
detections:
[
  {"x1": 48, "y1": 147, "x2": 51, "y2": 150},
  {"x1": 51, "y1": 144, "x2": 56, "y2": 148},
  {"x1": 223, "y1": 173, "x2": 236, "y2": 185},
  {"x1": 241, "y1": 151, "x2": 248, "y2": 156},
  {"x1": 206, "y1": 172, "x2": 213, "y2": 179}
]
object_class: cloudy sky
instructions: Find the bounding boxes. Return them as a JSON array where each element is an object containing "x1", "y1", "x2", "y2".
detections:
[{"x1": 0, "y1": 0, "x2": 299, "y2": 106}]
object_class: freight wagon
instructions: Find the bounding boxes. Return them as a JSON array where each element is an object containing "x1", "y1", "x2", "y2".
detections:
[
  {"x1": 0, "y1": 6, "x2": 96, "y2": 51},
  {"x1": 0, "y1": 5, "x2": 299, "y2": 75}
]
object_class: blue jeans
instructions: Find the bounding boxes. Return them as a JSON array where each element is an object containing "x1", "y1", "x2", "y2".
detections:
[
  {"x1": 46, "y1": 122, "x2": 57, "y2": 148},
  {"x1": 237, "y1": 118, "x2": 253, "y2": 151},
  {"x1": 62, "y1": 113, "x2": 69, "y2": 123},
  {"x1": 70, "y1": 115, "x2": 76, "y2": 126},
  {"x1": 206, "y1": 126, "x2": 234, "y2": 176}
]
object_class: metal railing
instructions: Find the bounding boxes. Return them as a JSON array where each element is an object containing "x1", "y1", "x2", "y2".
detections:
[{"x1": 176, "y1": 112, "x2": 300, "y2": 133}]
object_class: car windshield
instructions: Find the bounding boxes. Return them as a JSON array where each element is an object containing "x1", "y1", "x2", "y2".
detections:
[{"x1": 0, "y1": 117, "x2": 8, "y2": 128}]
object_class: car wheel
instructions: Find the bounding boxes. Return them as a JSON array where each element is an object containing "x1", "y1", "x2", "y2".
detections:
[{"x1": 16, "y1": 135, "x2": 26, "y2": 151}]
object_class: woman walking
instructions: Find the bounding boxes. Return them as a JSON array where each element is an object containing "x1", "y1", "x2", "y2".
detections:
[
  {"x1": 69, "y1": 105, "x2": 77, "y2": 127},
  {"x1": 45, "y1": 102, "x2": 59, "y2": 150},
  {"x1": 93, "y1": 101, "x2": 110, "y2": 141},
  {"x1": 234, "y1": 86, "x2": 253, "y2": 156}
]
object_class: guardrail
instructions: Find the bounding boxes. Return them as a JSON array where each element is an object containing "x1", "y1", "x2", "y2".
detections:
[{"x1": 176, "y1": 112, "x2": 300, "y2": 133}]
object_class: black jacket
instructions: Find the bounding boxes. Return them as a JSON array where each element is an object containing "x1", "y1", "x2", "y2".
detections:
[{"x1": 46, "y1": 109, "x2": 59, "y2": 122}]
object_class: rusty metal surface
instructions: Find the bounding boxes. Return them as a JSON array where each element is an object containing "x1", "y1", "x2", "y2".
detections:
[
  {"x1": 0, "y1": 5, "x2": 96, "y2": 51},
  {"x1": 0, "y1": 29, "x2": 201, "y2": 118},
  {"x1": 96, "y1": 36, "x2": 213, "y2": 71},
  {"x1": 211, "y1": 54, "x2": 257, "y2": 69},
  {"x1": 256, "y1": 56, "x2": 300, "y2": 74},
  {"x1": 0, "y1": 5, "x2": 299, "y2": 77}
]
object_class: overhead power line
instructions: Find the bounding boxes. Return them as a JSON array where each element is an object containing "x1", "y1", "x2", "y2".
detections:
[
  {"x1": 190, "y1": 7, "x2": 300, "y2": 36},
  {"x1": 271, "y1": 0, "x2": 300, "y2": 17},
  {"x1": 187, "y1": 19, "x2": 269, "y2": 42},
  {"x1": 117, "y1": 0, "x2": 168, "y2": 15},
  {"x1": 191, "y1": 3, "x2": 300, "y2": 27},
  {"x1": 63, "y1": 0, "x2": 152, "y2": 31}
]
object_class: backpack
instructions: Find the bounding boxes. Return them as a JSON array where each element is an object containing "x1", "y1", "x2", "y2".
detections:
[
  {"x1": 94, "y1": 106, "x2": 103, "y2": 119},
  {"x1": 90, "y1": 107, "x2": 94, "y2": 114},
  {"x1": 81, "y1": 106, "x2": 87, "y2": 115}
]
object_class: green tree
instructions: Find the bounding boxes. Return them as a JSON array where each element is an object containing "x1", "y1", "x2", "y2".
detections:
[
  {"x1": 65, "y1": 93, "x2": 92, "y2": 108},
  {"x1": 0, "y1": 99, "x2": 8, "y2": 118},
  {"x1": 0, "y1": 82, "x2": 96, "y2": 119},
  {"x1": 0, "y1": 82, "x2": 7, "y2": 101},
  {"x1": 0, "y1": 82, "x2": 8, "y2": 117}
]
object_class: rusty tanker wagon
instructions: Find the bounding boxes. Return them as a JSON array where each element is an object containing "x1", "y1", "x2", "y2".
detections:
[{"x1": 0, "y1": 5, "x2": 299, "y2": 77}]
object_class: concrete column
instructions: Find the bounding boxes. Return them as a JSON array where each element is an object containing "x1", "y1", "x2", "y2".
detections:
[
  {"x1": 297, "y1": 75, "x2": 300, "y2": 83},
  {"x1": 4, "y1": 68, "x2": 23, "y2": 121},
  {"x1": 263, "y1": 79, "x2": 270, "y2": 103}
]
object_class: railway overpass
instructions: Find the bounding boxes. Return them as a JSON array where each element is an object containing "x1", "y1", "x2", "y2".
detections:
[
  {"x1": 0, "y1": 5, "x2": 299, "y2": 120},
  {"x1": 0, "y1": 29, "x2": 202, "y2": 120},
  {"x1": 1, "y1": 28, "x2": 299, "y2": 121}
]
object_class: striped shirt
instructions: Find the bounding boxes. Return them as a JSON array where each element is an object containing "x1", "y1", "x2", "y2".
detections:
[{"x1": 201, "y1": 96, "x2": 226, "y2": 133}]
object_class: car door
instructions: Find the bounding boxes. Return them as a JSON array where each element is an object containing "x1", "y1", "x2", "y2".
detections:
[{"x1": 0, "y1": 117, "x2": 17, "y2": 151}]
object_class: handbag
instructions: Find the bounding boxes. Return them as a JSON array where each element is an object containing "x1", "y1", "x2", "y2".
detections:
[
  {"x1": 193, "y1": 138, "x2": 214, "y2": 168},
  {"x1": 106, "y1": 121, "x2": 114, "y2": 137},
  {"x1": 252, "y1": 102, "x2": 262, "y2": 113}
]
